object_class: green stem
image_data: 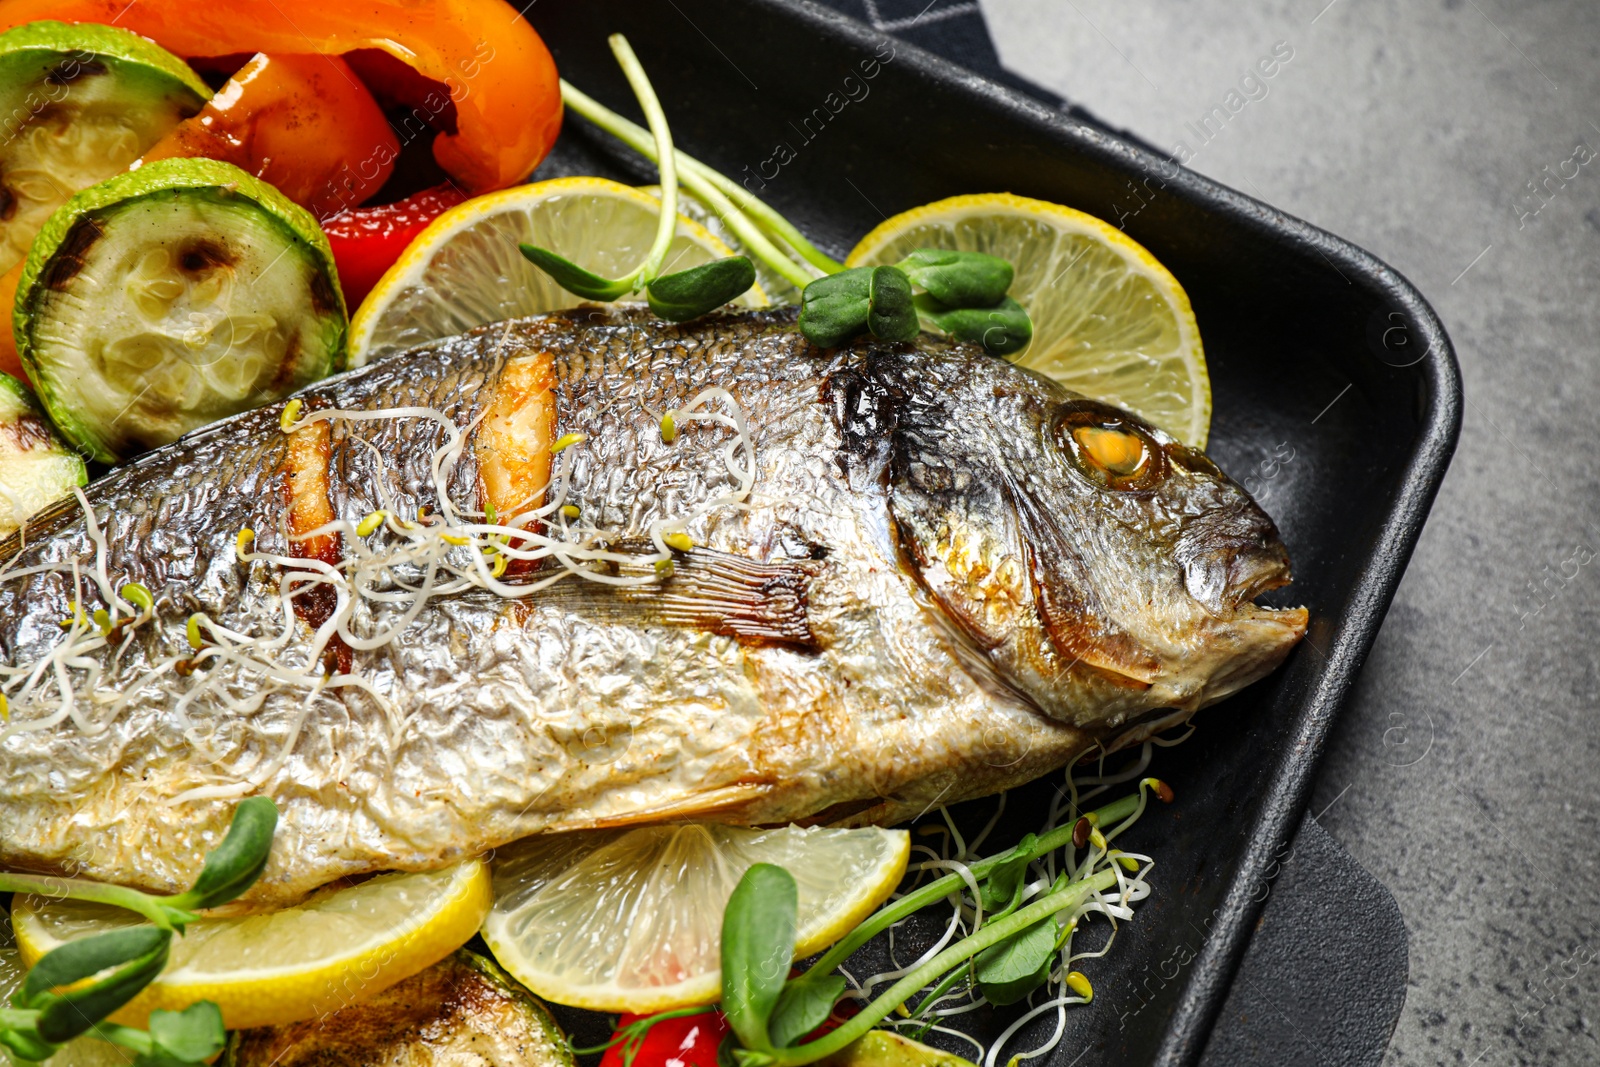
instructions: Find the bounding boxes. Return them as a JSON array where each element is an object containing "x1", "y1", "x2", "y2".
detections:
[
  {"x1": 903, "y1": 963, "x2": 968, "y2": 1024},
  {"x1": 763, "y1": 870, "x2": 1118, "y2": 1067},
  {"x1": 686, "y1": 161, "x2": 844, "y2": 275},
  {"x1": 560, "y1": 80, "x2": 824, "y2": 289},
  {"x1": 806, "y1": 789, "x2": 1146, "y2": 977},
  {"x1": 570, "y1": 1005, "x2": 716, "y2": 1056},
  {"x1": 607, "y1": 35, "x2": 678, "y2": 290},
  {"x1": 91, "y1": 1023, "x2": 154, "y2": 1055},
  {"x1": 0, "y1": 1007, "x2": 39, "y2": 1029},
  {"x1": 0, "y1": 873, "x2": 186, "y2": 931},
  {"x1": 674, "y1": 158, "x2": 816, "y2": 289}
]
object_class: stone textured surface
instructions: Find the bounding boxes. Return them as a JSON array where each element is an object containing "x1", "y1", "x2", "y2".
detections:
[{"x1": 983, "y1": 0, "x2": 1600, "y2": 1063}]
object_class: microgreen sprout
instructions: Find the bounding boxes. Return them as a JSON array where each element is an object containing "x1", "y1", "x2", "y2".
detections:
[
  {"x1": 119, "y1": 582, "x2": 153, "y2": 614},
  {"x1": 0, "y1": 798, "x2": 278, "y2": 1066},
  {"x1": 705, "y1": 776, "x2": 1171, "y2": 1067},
  {"x1": 560, "y1": 504, "x2": 581, "y2": 520},
  {"x1": 356, "y1": 510, "x2": 389, "y2": 537},
  {"x1": 556, "y1": 66, "x2": 1036, "y2": 352},
  {"x1": 660, "y1": 411, "x2": 678, "y2": 444},
  {"x1": 279, "y1": 398, "x2": 302, "y2": 433},
  {"x1": 236, "y1": 528, "x2": 254, "y2": 555},
  {"x1": 1, "y1": 390, "x2": 756, "y2": 755},
  {"x1": 550, "y1": 432, "x2": 586, "y2": 454},
  {"x1": 663, "y1": 532, "x2": 693, "y2": 552},
  {"x1": 519, "y1": 35, "x2": 699, "y2": 304},
  {"x1": 184, "y1": 613, "x2": 207, "y2": 651}
]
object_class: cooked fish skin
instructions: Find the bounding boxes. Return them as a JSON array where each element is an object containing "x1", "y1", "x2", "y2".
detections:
[{"x1": 0, "y1": 308, "x2": 1306, "y2": 905}]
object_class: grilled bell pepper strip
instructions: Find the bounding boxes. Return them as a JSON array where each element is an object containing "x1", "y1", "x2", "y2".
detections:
[
  {"x1": 138, "y1": 52, "x2": 399, "y2": 219},
  {"x1": 0, "y1": 0, "x2": 563, "y2": 193},
  {"x1": 322, "y1": 183, "x2": 466, "y2": 306}
]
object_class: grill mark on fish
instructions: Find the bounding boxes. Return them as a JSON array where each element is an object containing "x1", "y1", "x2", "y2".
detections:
[
  {"x1": 820, "y1": 365, "x2": 898, "y2": 488},
  {"x1": 280, "y1": 413, "x2": 347, "y2": 672},
  {"x1": 476, "y1": 350, "x2": 556, "y2": 577}
]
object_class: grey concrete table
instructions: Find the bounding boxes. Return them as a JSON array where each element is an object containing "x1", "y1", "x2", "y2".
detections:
[{"x1": 980, "y1": 0, "x2": 1600, "y2": 1063}]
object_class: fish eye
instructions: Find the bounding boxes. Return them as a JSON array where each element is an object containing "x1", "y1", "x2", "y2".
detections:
[
  {"x1": 1074, "y1": 425, "x2": 1147, "y2": 475},
  {"x1": 1056, "y1": 403, "x2": 1167, "y2": 491}
]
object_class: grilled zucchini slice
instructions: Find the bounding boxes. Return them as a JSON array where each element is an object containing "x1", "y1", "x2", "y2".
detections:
[
  {"x1": 0, "y1": 20, "x2": 208, "y2": 274},
  {"x1": 225, "y1": 948, "x2": 574, "y2": 1067},
  {"x1": 0, "y1": 371, "x2": 83, "y2": 541},
  {"x1": 16, "y1": 156, "x2": 346, "y2": 463}
]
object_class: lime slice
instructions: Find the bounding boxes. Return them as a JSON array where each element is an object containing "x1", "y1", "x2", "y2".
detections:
[
  {"x1": 848, "y1": 193, "x2": 1211, "y2": 448},
  {"x1": 11, "y1": 859, "x2": 491, "y2": 1031},
  {"x1": 15, "y1": 156, "x2": 346, "y2": 464},
  {"x1": 0, "y1": 20, "x2": 208, "y2": 274},
  {"x1": 482, "y1": 823, "x2": 910, "y2": 1013},
  {"x1": 348, "y1": 176, "x2": 765, "y2": 367}
]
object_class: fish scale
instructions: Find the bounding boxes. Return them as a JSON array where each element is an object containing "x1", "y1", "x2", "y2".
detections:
[{"x1": 0, "y1": 307, "x2": 1304, "y2": 906}]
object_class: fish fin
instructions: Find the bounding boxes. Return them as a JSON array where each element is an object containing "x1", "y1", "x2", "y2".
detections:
[
  {"x1": 618, "y1": 549, "x2": 824, "y2": 649},
  {"x1": 517, "y1": 545, "x2": 825, "y2": 649},
  {"x1": 887, "y1": 448, "x2": 1158, "y2": 687},
  {"x1": 559, "y1": 783, "x2": 775, "y2": 829},
  {"x1": 1011, "y1": 490, "x2": 1161, "y2": 687}
]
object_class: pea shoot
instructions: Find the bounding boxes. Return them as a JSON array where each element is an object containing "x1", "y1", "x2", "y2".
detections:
[
  {"x1": 526, "y1": 37, "x2": 1036, "y2": 353},
  {"x1": 0, "y1": 797, "x2": 279, "y2": 1066}
]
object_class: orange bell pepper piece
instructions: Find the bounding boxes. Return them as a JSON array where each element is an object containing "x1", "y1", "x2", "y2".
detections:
[
  {"x1": 139, "y1": 53, "x2": 400, "y2": 220},
  {"x1": 0, "y1": 262, "x2": 25, "y2": 384},
  {"x1": 0, "y1": 0, "x2": 562, "y2": 194}
]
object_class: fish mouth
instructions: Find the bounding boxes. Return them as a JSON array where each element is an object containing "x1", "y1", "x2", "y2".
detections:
[
  {"x1": 1181, "y1": 539, "x2": 1295, "y2": 617},
  {"x1": 1228, "y1": 541, "x2": 1295, "y2": 606},
  {"x1": 1171, "y1": 513, "x2": 1308, "y2": 707},
  {"x1": 1176, "y1": 505, "x2": 1296, "y2": 618},
  {"x1": 1198, "y1": 539, "x2": 1309, "y2": 705}
]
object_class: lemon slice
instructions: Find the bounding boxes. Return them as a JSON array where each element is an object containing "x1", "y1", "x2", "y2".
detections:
[
  {"x1": 11, "y1": 859, "x2": 491, "y2": 1031},
  {"x1": 349, "y1": 176, "x2": 766, "y2": 367},
  {"x1": 482, "y1": 824, "x2": 910, "y2": 1013},
  {"x1": 847, "y1": 192, "x2": 1211, "y2": 448}
]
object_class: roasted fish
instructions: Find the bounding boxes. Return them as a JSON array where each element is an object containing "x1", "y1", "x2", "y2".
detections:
[{"x1": 0, "y1": 308, "x2": 1306, "y2": 905}]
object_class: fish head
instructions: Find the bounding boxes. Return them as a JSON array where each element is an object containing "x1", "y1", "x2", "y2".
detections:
[{"x1": 886, "y1": 361, "x2": 1308, "y2": 731}]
